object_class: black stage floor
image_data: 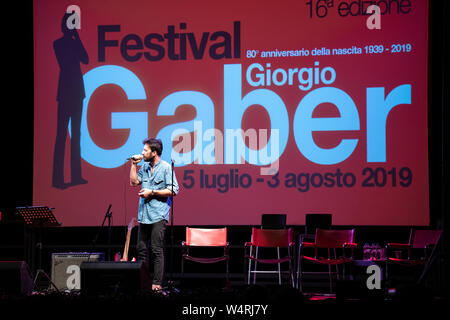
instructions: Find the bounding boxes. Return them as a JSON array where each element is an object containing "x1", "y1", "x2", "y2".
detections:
[{"x1": 1, "y1": 282, "x2": 449, "y2": 318}]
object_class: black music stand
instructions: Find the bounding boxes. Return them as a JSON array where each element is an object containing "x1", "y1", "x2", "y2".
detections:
[{"x1": 16, "y1": 206, "x2": 61, "y2": 292}]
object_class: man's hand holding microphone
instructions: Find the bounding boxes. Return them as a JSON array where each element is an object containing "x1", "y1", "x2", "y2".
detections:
[
  {"x1": 128, "y1": 154, "x2": 143, "y2": 164},
  {"x1": 129, "y1": 154, "x2": 143, "y2": 187},
  {"x1": 129, "y1": 155, "x2": 154, "y2": 199}
]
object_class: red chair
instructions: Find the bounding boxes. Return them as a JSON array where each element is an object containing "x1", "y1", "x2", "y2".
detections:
[
  {"x1": 297, "y1": 228, "x2": 356, "y2": 293},
  {"x1": 244, "y1": 228, "x2": 295, "y2": 286},
  {"x1": 387, "y1": 229, "x2": 442, "y2": 262},
  {"x1": 181, "y1": 227, "x2": 230, "y2": 281},
  {"x1": 386, "y1": 229, "x2": 442, "y2": 282}
]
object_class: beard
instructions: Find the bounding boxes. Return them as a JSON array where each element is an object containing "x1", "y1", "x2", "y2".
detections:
[{"x1": 144, "y1": 154, "x2": 155, "y2": 163}]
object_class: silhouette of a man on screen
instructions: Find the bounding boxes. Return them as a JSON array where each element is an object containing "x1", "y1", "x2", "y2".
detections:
[{"x1": 52, "y1": 13, "x2": 89, "y2": 189}]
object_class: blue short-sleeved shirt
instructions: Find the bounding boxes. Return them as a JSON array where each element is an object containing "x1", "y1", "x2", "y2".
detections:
[{"x1": 137, "y1": 159, "x2": 179, "y2": 224}]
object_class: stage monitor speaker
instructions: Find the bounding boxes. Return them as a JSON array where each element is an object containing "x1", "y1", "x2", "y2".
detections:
[
  {"x1": 336, "y1": 280, "x2": 384, "y2": 301},
  {"x1": 80, "y1": 261, "x2": 151, "y2": 296},
  {"x1": 51, "y1": 252, "x2": 104, "y2": 291},
  {"x1": 0, "y1": 261, "x2": 34, "y2": 296}
]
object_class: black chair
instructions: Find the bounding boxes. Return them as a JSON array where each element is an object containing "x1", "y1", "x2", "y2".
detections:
[
  {"x1": 305, "y1": 214, "x2": 332, "y2": 237},
  {"x1": 261, "y1": 214, "x2": 287, "y2": 229}
]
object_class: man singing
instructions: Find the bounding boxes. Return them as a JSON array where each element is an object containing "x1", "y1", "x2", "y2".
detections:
[{"x1": 129, "y1": 138, "x2": 179, "y2": 291}]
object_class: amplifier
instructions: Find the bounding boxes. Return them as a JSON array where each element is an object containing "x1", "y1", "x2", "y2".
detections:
[{"x1": 51, "y1": 252, "x2": 104, "y2": 291}]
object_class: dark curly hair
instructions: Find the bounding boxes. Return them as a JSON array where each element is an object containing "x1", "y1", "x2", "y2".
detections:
[{"x1": 143, "y1": 138, "x2": 163, "y2": 156}]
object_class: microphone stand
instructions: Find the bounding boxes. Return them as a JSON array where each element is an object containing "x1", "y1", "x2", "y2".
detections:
[
  {"x1": 105, "y1": 205, "x2": 113, "y2": 261},
  {"x1": 167, "y1": 159, "x2": 178, "y2": 292},
  {"x1": 92, "y1": 204, "x2": 112, "y2": 261}
]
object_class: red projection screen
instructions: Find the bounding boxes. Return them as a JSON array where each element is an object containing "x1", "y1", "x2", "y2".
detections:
[{"x1": 33, "y1": 0, "x2": 429, "y2": 226}]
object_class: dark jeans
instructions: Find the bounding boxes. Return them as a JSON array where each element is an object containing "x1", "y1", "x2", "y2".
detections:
[{"x1": 137, "y1": 220, "x2": 167, "y2": 285}]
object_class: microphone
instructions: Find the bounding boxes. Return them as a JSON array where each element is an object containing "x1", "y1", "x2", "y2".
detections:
[{"x1": 127, "y1": 155, "x2": 143, "y2": 161}]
